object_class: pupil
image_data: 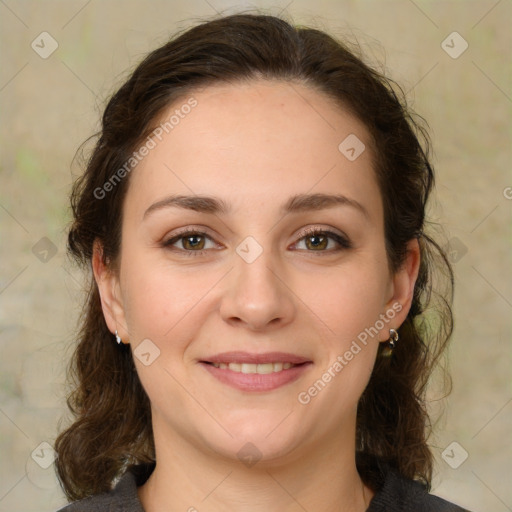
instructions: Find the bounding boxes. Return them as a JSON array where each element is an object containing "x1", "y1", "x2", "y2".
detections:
[
  {"x1": 309, "y1": 235, "x2": 326, "y2": 249},
  {"x1": 186, "y1": 235, "x2": 203, "y2": 249}
]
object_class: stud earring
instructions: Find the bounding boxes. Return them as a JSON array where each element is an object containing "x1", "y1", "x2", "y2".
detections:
[
  {"x1": 381, "y1": 328, "x2": 399, "y2": 357},
  {"x1": 115, "y1": 330, "x2": 122, "y2": 344},
  {"x1": 388, "y1": 328, "x2": 399, "y2": 349}
]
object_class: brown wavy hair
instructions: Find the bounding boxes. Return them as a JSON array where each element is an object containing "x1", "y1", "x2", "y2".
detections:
[{"x1": 55, "y1": 12, "x2": 454, "y2": 502}]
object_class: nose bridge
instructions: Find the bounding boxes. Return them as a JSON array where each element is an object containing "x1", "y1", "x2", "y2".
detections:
[
  {"x1": 220, "y1": 234, "x2": 295, "y2": 329},
  {"x1": 236, "y1": 236, "x2": 279, "y2": 291}
]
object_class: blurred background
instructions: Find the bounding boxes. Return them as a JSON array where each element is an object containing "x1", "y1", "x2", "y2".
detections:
[{"x1": 0, "y1": 1, "x2": 510, "y2": 511}]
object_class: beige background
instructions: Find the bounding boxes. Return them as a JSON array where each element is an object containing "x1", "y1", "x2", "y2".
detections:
[{"x1": 0, "y1": 1, "x2": 510, "y2": 511}]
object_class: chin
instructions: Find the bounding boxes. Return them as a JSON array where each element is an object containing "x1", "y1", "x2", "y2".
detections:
[
  {"x1": 200, "y1": 421, "x2": 304, "y2": 467},
  {"x1": 214, "y1": 439, "x2": 301, "y2": 469}
]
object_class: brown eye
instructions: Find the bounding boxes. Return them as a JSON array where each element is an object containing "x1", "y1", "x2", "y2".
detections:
[
  {"x1": 163, "y1": 230, "x2": 217, "y2": 255},
  {"x1": 181, "y1": 234, "x2": 206, "y2": 250},
  {"x1": 294, "y1": 229, "x2": 352, "y2": 252},
  {"x1": 304, "y1": 233, "x2": 329, "y2": 250}
]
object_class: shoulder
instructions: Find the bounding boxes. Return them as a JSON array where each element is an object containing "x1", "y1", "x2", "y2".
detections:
[
  {"x1": 56, "y1": 463, "x2": 154, "y2": 512},
  {"x1": 367, "y1": 462, "x2": 472, "y2": 512}
]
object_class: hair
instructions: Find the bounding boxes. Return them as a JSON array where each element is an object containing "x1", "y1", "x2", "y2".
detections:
[{"x1": 55, "y1": 12, "x2": 454, "y2": 502}]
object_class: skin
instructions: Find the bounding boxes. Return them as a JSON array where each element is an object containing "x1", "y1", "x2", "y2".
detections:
[{"x1": 93, "y1": 79, "x2": 420, "y2": 512}]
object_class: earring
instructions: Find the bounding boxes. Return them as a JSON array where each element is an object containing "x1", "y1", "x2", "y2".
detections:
[
  {"x1": 115, "y1": 330, "x2": 122, "y2": 344},
  {"x1": 381, "y1": 328, "x2": 399, "y2": 357},
  {"x1": 388, "y1": 328, "x2": 399, "y2": 349}
]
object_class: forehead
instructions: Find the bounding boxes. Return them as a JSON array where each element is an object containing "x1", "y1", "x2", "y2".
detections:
[
  {"x1": 124, "y1": 79, "x2": 381, "y2": 221},
  {"x1": 159, "y1": 79, "x2": 368, "y2": 151}
]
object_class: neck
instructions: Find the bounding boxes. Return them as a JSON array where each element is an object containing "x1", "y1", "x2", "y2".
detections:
[{"x1": 138, "y1": 420, "x2": 373, "y2": 512}]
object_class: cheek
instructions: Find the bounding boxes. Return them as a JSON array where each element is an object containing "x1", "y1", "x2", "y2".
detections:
[
  {"x1": 120, "y1": 256, "x2": 222, "y2": 344},
  {"x1": 310, "y1": 265, "x2": 389, "y2": 337},
  {"x1": 120, "y1": 248, "x2": 389, "y2": 347},
  {"x1": 296, "y1": 268, "x2": 387, "y2": 410}
]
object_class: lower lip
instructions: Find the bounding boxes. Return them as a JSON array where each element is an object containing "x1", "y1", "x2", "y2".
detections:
[{"x1": 200, "y1": 362, "x2": 312, "y2": 392}]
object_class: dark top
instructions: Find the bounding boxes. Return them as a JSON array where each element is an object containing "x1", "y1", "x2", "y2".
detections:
[{"x1": 57, "y1": 459, "x2": 472, "y2": 512}]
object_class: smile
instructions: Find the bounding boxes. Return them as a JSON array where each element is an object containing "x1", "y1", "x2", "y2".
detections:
[
  {"x1": 201, "y1": 361, "x2": 311, "y2": 392},
  {"x1": 210, "y1": 362, "x2": 296, "y2": 373}
]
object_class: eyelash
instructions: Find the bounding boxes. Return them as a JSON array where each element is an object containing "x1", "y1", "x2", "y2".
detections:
[{"x1": 162, "y1": 226, "x2": 352, "y2": 257}]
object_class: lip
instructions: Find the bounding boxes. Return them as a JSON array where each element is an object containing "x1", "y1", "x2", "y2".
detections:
[
  {"x1": 200, "y1": 351, "x2": 311, "y2": 365},
  {"x1": 200, "y1": 360, "x2": 313, "y2": 392}
]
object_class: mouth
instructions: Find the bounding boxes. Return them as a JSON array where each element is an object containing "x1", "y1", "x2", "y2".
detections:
[
  {"x1": 203, "y1": 361, "x2": 306, "y2": 374},
  {"x1": 198, "y1": 352, "x2": 312, "y2": 392}
]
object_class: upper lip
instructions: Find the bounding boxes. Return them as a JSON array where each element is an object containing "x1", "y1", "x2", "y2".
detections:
[{"x1": 201, "y1": 351, "x2": 311, "y2": 365}]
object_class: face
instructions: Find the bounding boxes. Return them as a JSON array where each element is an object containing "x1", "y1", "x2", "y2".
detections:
[{"x1": 94, "y1": 79, "x2": 418, "y2": 466}]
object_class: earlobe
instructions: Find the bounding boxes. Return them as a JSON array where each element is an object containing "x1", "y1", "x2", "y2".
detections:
[
  {"x1": 381, "y1": 238, "x2": 421, "y2": 340},
  {"x1": 92, "y1": 239, "x2": 129, "y2": 343}
]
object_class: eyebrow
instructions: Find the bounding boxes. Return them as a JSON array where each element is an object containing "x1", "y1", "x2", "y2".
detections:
[{"x1": 143, "y1": 192, "x2": 369, "y2": 220}]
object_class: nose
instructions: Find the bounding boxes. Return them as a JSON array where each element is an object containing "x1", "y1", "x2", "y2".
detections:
[{"x1": 219, "y1": 243, "x2": 296, "y2": 332}]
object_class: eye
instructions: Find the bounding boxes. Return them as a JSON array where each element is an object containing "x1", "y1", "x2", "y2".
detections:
[
  {"x1": 162, "y1": 226, "x2": 352, "y2": 257},
  {"x1": 293, "y1": 227, "x2": 352, "y2": 252},
  {"x1": 162, "y1": 229, "x2": 218, "y2": 256}
]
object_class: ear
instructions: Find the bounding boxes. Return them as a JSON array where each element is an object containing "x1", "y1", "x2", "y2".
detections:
[
  {"x1": 379, "y1": 238, "x2": 421, "y2": 341},
  {"x1": 92, "y1": 239, "x2": 130, "y2": 344}
]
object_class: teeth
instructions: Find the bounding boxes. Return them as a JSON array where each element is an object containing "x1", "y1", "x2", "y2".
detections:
[{"x1": 211, "y1": 362, "x2": 296, "y2": 373}]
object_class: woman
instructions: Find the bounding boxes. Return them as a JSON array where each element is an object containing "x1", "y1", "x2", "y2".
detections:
[{"x1": 55, "y1": 12, "x2": 471, "y2": 512}]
